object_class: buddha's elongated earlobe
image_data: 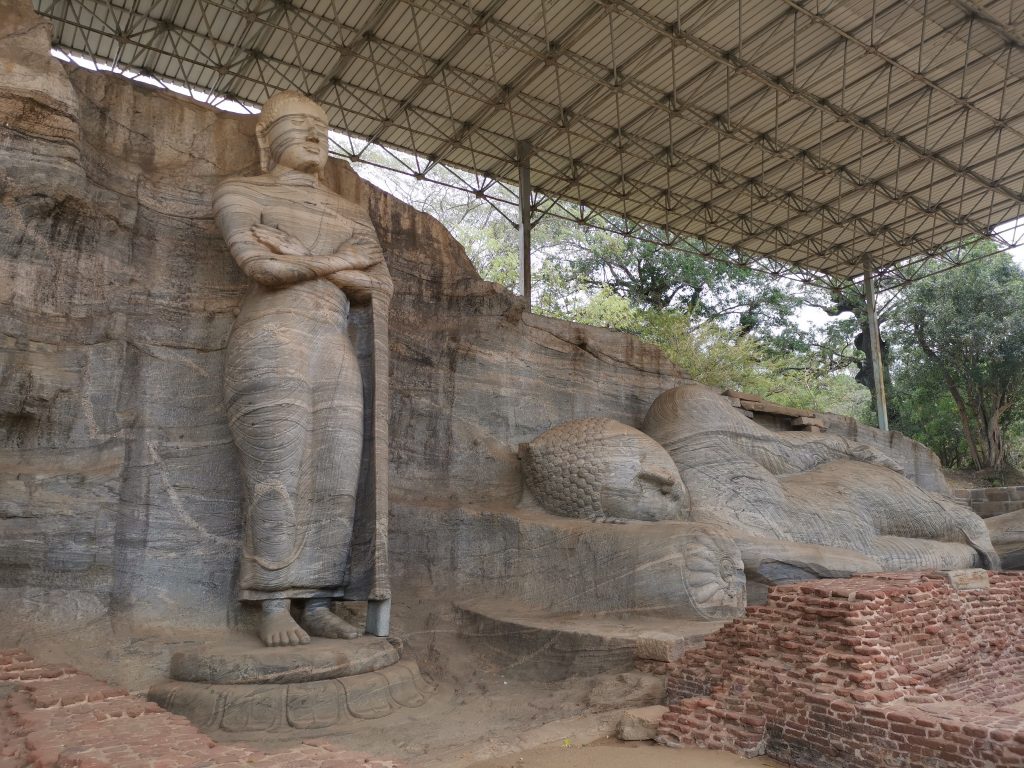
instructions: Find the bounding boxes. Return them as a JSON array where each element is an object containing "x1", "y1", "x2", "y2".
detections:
[{"x1": 256, "y1": 125, "x2": 272, "y2": 172}]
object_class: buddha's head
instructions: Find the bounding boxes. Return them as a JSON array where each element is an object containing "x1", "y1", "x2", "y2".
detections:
[
  {"x1": 521, "y1": 418, "x2": 689, "y2": 522},
  {"x1": 256, "y1": 91, "x2": 329, "y2": 174}
]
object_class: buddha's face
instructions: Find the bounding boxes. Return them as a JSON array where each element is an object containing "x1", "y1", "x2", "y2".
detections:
[
  {"x1": 265, "y1": 107, "x2": 329, "y2": 173},
  {"x1": 599, "y1": 435, "x2": 689, "y2": 522}
]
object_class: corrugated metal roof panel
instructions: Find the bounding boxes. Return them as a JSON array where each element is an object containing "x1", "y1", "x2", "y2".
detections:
[{"x1": 36, "y1": 0, "x2": 1024, "y2": 276}]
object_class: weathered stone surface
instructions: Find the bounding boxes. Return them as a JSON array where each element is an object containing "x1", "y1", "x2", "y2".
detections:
[
  {"x1": 0, "y1": 4, "x2": 688, "y2": 651},
  {"x1": 943, "y1": 568, "x2": 991, "y2": 590},
  {"x1": 985, "y1": 508, "x2": 1024, "y2": 569},
  {"x1": 150, "y1": 659, "x2": 434, "y2": 738},
  {"x1": 790, "y1": 415, "x2": 825, "y2": 429},
  {"x1": 520, "y1": 418, "x2": 687, "y2": 521},
  {"x1": 823, "y1": 412, "x2": 952, "y2": 494},
  {"x1": 0, "y1": 0, "x2": 78, "y2": 159},
  {"x1": 455, "y1": 598, "x2": 723, "y2": 681},
  {"x1": 395, "y1": 506, "x2": 744, "y2": 619},
  {"x1": 958, "y1": 486, "x2": 1024, "y2": 519},
  {"x1": 617, "y1": 705, "x2": 668, "y2": 741},
  {"x1": 168, "y1": 636, "x2": 399, "y2": 685},
  {"x1": 643, "y1": 383, "x2": 998, "y2": 571}
]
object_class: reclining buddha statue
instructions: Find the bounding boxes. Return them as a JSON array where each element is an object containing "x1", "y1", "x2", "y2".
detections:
[{"x1": 520, "y1": 382, "x2": 997, "y2": 583}]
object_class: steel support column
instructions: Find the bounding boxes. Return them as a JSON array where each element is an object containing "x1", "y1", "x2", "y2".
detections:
[
  {"x1": 863, "y1": 256, "x2": 889, "y2": 432},
  {"x1": 517, "y1": 140, "x2": 532, "y2": 310}
]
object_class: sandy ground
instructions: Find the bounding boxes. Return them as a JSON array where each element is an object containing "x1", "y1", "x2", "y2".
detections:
[
  {"x1": 17, "y1": 600, "x2": 790, "y2": 768},
  {"x1": 468, "y1": 738, "x2": 784, "y2": 767}
]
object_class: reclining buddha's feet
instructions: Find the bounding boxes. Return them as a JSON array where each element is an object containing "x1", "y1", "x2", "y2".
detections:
[
  {"x1": 260, "y1": 599, "x2": 310, "y2": 647},
  {"x1": 302, "y1": 598, "x2": 361, "y2": 639}
]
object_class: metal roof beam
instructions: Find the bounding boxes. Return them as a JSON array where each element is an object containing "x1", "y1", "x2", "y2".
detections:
[
  {"x1": 613, "y1": 1, "x2": 1024, "y2": 206},
  {"x1": 414, "y1": 0, "x2": 608, "y2": 177},
  {"x1": 215, "y1": 0, "x2": 290, "y2": 100},
  {"x1": 443, "y1": 3, "x2": 999, "y2": 242},
  {"x1": 551, "y1": 117, "x2": 950, "y2": 261},
  {"x1": 361, "y1": 0, "x2": 508, "y2": 148},
  {"x1": 780, "y1": 0, "x2": 1022, "y2": 143},
  {"x1": 311, "y1": 0, "x2": 401, "y2": 101},
  {"x1": 54, "y1": 0, "x2": 997, "y2": 251},
  {"x1": 947, "y1": 0, "x2": 1024, "y2": 49}
]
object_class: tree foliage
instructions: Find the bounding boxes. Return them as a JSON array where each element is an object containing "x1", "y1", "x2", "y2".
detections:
[
  {"x1": 891, "y1": 250, "x2": 1024, "y2": 470},
  {"x1": 354, "y1": 149, "x2": 1024, "y2": 471},
  {"x1": 354, "y1": 164, "x2": 878, "y2": 424}
]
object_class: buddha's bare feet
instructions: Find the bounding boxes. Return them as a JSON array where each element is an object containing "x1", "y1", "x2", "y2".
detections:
[
  {"x1": 301, "y1": 598, "x2": 360, "y2": 639},
  {"x1": 260, "y1": 599, "x2": 310, "y2": 647}
]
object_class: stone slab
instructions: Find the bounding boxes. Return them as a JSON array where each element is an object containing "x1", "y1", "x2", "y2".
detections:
[
  {"x1": 149, "y1": 659, "x2": 434, "y2": 737},
  {"x1": 455, "y1": 598, "x2": 724, "y2": 681},
  {"x1": 738, "y1": 399, "x2": 816, "y2": 418},
  {"x1": 169, "y1": 635, "x2": 399, "y2": 685},
  {"x1": 942, "y1": 568, "x2": 990, "y2": 590},
  {"x1": 617, "y1": 705, "x2": 669, "y2": 741}
]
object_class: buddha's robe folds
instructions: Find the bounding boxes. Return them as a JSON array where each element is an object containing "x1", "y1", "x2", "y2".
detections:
[
  {"x1": 216, "y1": 172, "x2": 380, "y2": 600},
  {"x1": 643, "y1": 382, "x2": 999, "y2": 571}
]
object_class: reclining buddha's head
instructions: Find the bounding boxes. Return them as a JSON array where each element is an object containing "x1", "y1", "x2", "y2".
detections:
[{"x1": 520, "y1": 418, "x2": 689, "y2": 522}]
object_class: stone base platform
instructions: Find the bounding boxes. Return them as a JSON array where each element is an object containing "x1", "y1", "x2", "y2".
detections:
[
  {"x1": 455, "y1": 598, "x2": 725, "y2": 681},
  {"x1": 168, "y1": 635, "x2": 400, "y2": 684},
  {"x1": 148, "y1": 636, "x2": 435, "y2": 739}
]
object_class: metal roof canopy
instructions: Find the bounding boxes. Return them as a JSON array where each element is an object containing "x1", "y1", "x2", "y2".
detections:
[{"x1": 35, "y1": 0, "x2": 1024, "y2": 281}]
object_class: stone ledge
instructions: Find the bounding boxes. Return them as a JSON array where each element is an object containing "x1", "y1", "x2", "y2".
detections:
[{"x1": 169, "y1": 635, "x2": 399, "y2": 685}]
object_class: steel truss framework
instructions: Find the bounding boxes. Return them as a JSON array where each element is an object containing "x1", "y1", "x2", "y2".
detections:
[{"x1": 36, "y1": 0, "x2": 1024, "y2": 286}]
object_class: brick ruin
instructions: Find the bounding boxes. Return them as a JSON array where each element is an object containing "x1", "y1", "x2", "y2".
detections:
[
  {"x1": 659, "y1": 571, "x2": 1024, "y2": 767},
  {"x1": 0, "y1": 650, "x2": 400, "y2": 768}
]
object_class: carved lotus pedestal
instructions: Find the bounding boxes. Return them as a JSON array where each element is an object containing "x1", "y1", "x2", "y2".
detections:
[{"x1": 148, "y1": 636, "x2": 434, "y2": 738}]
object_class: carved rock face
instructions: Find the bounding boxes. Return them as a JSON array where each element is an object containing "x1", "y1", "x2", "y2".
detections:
[{"x1": 521, "y1": 418, "x2": 689, "y2": 522}]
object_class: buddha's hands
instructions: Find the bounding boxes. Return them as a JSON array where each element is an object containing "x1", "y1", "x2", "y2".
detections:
[
  {"x1": 328, "y1": 246, "x2": 384, "y2": 271},
  {"x1": 251, "y1": 224, "x2": 381, "y2": 275},
  {"x1": 327, "y1": 263, "x2": 394, "y2": 305},
  {"x1": 251, "y1": 224, "x2": 308, "y2": 258}
]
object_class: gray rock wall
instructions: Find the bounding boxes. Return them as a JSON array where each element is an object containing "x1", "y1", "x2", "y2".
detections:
[
  {"x1": 955, "y1": 486, "x2": 1024, "y2": 519},
  {"x1": 0, "y1": 4, "x2": 688, "y2": 644},
  {"x1": 822, "y1": 413, "x2": 951, "y2": 495}
]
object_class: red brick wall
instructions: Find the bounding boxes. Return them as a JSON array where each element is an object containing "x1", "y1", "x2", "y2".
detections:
[
  {"x1": 0, "y1": 650, "x2": 400, "y2": 768},
  {"x1": 660, "y1": 572, "x2": 1024, "y2": 767}
]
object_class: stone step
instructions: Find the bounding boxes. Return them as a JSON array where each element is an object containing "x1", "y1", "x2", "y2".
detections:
[
  {"x1": 150, "y1": 658, "x2": 435, "y2": 739},
  {"x1": 169, "y1": 635, "x2": 399, "y2": 685},
  {"x1": 455, "y1": 598, "x2": 725, "y2": 682}
]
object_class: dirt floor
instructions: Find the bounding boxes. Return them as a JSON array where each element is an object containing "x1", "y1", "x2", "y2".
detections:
[
  {"x1": 20, "y1": 601, "x2": 756, "y2": 768},
  {"x1": 468, "y1": 738, "x2": 784, "y2": 767}
]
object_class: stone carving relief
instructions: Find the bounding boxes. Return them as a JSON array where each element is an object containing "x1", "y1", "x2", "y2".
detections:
[
  {"x1": 518, "y1": 383, "x2": 997, "y2": 596},
  {"x1": 520, "y1": 418, "x2": 688, "y2": 522},
  {"x1": 643, "y1": 383, "x2": 999, "y2": 572},
  {"x1": 213, "y1": 91, "x2": 394, "y2": 646}
]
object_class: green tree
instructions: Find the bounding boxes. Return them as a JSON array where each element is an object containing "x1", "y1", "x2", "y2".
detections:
[
  {"x1": 892, "y1": 250, "x2": 1024, "y2": 470},
  {"x1": 541, "y1": 218, "x2": 806, "y2": 340},
  {"x1": 354, "y1": 159, "x2": 873, "y2": 421}
]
